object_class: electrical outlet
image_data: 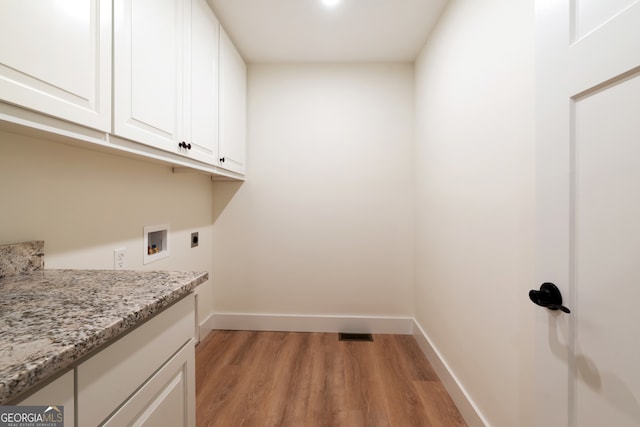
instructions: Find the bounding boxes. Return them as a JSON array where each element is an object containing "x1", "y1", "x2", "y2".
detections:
[
  {"x1": 191, "y1": 232, "x2": 199, "y2": 248},
  {"x1": 114, "y1": 248, "x2": 126, "y2": 270}
]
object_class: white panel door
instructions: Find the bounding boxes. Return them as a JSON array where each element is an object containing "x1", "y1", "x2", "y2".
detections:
[
  {"x1": 183, "y1": 0, "x2": 219, "y2": 165},
  {"x1": 0, "y1": 0, "x2": 111, "y2": 131},
  {"x1": 535, "y1": 1, "x2": 640, "y2": 426},
  {"x1": 113, "y1": 0, "x2": 183, "y2": 153},
  {"x1": 219, "y1": 27, "x2": 246, "y2": 174}
]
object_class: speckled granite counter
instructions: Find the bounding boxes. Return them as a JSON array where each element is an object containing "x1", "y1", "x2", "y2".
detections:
[{"x1": 0, "y1": 269, "x2": 208, "y2": 404}]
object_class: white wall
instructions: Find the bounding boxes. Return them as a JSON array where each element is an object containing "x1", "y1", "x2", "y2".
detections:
[
  {"x1": 211, "y1": 64, "x2": 415, "y2": 318},
  {"x1": 1, "y1": 2, "x2": 538, "y2": 421},
  {"x1": 0, "y1": 131, "x2": 215, "y2": 326},
  {"x1": 414, "y1": 0, "x2": 535, "y2": 426}
]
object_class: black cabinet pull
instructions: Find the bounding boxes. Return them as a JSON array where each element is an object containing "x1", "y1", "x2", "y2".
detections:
[
  {"x1": 529, "y1": 283, "x2": 570, "y2": 313},
  {"x1": 220, "y1": 157, "x2": 225, "y2": 163},
  {"x1": 178, "y1": 142, "x2": 192, "y2": 150}
]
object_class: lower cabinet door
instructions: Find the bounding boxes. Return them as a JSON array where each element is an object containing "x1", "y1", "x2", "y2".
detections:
[
  {"x1": 77, "y1": 295, "x2": 194, "y2": 426},
  {"x1": 103, "y1": 340, "x2": 195, "y2": 427},
  {"x1": 15, "y1": 370, "x2": 75, "y2": 427}
]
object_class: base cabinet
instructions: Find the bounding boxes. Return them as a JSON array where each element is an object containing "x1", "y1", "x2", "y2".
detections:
[
  {"x1": 15, "y1": 370, "x2": 75, "y2": 427},
  {"x1": 12, "y1": 294, "x2": 195, "y2": 427},
  {"x1": 77, "y1": 295, "x2": 195, "y2": 427},
  {"x1": 103, "y1": 341, "x2": 195, "y2": 427}
]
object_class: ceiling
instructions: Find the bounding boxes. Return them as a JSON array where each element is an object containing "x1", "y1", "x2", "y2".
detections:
[{"x1": 206, "y1": 0, "x2": 449, "y2": 63}]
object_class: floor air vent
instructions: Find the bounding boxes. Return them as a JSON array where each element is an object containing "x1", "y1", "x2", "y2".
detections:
[{"x1": 338, "y1": 333, "x2": 373, "y2": 342}]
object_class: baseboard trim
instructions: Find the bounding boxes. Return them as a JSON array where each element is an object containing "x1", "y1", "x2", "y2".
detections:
[
  {"x1": 204, "y1": 313, "x2": 414, "y2": 334},
  {"x1": 197, "y1": 312, "x2": 214, "y2": 344},
  {"x1": 412, "y1": 320, "x2": 489, "y2": 427}
]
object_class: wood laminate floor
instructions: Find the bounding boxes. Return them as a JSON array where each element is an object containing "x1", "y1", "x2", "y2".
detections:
[{"x1": 196, "y1": 331, "x2": 467, "y2": 427}]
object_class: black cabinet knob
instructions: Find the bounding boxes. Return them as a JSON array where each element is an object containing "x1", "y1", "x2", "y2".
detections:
[
  {"x1": 529, "y1": 283, "x2": 571, "y2": 313},
  {"x1": 220, "y1": 157, "x2": 225, "y2": 163}
]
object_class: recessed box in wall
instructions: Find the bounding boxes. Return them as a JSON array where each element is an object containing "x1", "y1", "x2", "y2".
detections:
[{"x1": 143, "y1": 224, "x2": 169, "y2": 264}]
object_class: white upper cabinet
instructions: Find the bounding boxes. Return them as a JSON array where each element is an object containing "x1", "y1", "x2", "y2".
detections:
[
  {"x1": 0, "y1": 0, "x2": 112, "y2": 131},
  {"x1": 113, "y1": 0, "x2": 184, "y2": 154},
  {"x1": 219, "y1": 27, "x2": 247, "y2": 175},
  {"x1": 184, "y1": 0, "x2": 220, "y2": 165},
  {"x1": 1, "y1": 1, "x2": 245, "y2": 177},
  {"x1": 113, "y1": 0, "x2": 220, "y2": 166}
]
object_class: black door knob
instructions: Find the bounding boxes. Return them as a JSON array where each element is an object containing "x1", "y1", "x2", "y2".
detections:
[{"x1": 529, "y1": 283, "x2": 570, "y2": 313}]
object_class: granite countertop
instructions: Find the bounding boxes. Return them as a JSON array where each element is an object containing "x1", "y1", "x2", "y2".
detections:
[{"x1": 0, "y1": 268, "x2": 208, "y2": 404}]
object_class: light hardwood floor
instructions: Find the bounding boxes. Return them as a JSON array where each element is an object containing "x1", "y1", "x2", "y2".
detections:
[{"x1": 196, "y1": 331, "x2": 467, "y2": 427}]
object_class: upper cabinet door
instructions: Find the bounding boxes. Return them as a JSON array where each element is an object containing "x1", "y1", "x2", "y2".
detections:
[
  {"x1": 0, "y1": 0, "x2": 112, "y2": 132},
  {"x1": 219, "y1": 27, "x2": 247, "y2": 175},
  {"x1": 113, "y1": 0, "x2": 184, "y2": 152},
  {"x1": 183, "y1": 0, "x2": 219, "y2": 165}
]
